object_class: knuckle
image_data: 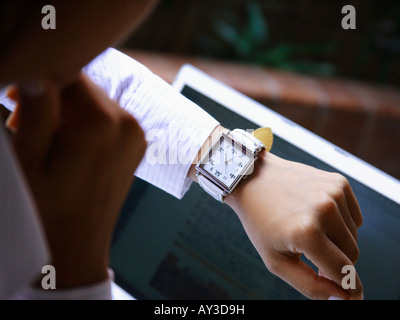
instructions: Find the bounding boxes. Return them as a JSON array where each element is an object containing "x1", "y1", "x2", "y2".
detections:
[
  {"x1": 315, "y1": 194, "x2": 337, "y2": 215},
  {"x1": 263, "y1": 252, "x2": 289, "y2": 278},
  {"x1": 327, "y1": 184, "x2": 345, "y2": 203},
  {"x1": 119, "y1": 113, "x2": 139, "y2": 134},
  {"x1": 86, "y1": 108, "x2": 117, "y2": 133},
  {"x1": 119, "y1": 113, "x2": 147, "y2": 154},
  {"x1": 291, "y1": 216, "x2": 322, "y2": 246},
  {"x1": 330, "y1": 172, "x2": 349, "y2": 189}
]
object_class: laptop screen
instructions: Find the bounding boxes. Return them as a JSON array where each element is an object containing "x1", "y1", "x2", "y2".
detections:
[{"x1": 111, "y1": 76, "x2": 400, "y2": 300}]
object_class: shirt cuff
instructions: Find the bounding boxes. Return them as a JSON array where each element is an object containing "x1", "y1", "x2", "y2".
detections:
[
  {"x1": 83, "y1": 48, "x2": 220, "y2": 199},
  {"x1": 128, "y1": 74, "x2": 220, "y2": 199}
]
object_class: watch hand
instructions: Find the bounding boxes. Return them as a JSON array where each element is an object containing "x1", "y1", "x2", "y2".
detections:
[
  {"x1": 224, "y1": 147, "x2": 228, "y2": 164},
  {"x1": 225, "y1": 157, "x2": 233, "y2": 175},
  {"x1": 224, "y1": 148, "x2": 227, "y2": 173}
]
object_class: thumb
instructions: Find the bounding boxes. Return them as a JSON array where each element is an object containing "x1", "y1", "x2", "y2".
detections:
[{"x1": 12, "y1": 80, "x2": 60, "y2": 166}]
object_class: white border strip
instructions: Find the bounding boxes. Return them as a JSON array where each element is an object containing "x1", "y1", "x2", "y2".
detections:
[{"x1": 172, "y1": 64, "x2": 400, "y2": 205}]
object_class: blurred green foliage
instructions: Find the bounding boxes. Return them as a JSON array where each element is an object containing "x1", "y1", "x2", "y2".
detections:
[{"x1": 197, "y1": 2, "x2": 337, "y2": 76}]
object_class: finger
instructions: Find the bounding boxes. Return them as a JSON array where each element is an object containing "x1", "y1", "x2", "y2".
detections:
[
  {"x1": 0, "y1": 85, "x2": 16, "y2": 124},
  {"x1": 3, "y1": 86, "x2": 18, "y2": 131},
  {"x1": 12, "y1": 80, "x2": 60, "y2": 165},
  {"x1": 55, "y1": 74, "x2": 117, "y2": 161},
  {"x1": 324, "y1": 201, "x2": 360, "y2": 263},
  {"x1": 5, "y1": 86, "x2": 20, "y2": 132},
  {"x1": 344, "y1": 181, "x2": 363, "y2": 228},
  {"x1": 6, "y1": 84, "x2": 18, "y2": 101},
  {"x1": 337, "y1": 193, "x2": 359, "y2": 242},
  {"x1": 270, "y1": 252, "x2": 351, "y2": 300},
  {"x1": 5, "y1": 104, "x2": 19, "y2": 133},
  {"x1": 52, "y1": 73, "x2": 130, "y2": 172},
  {"x1": 330, "y1": 174, "x2": 363, "y2": 229},
  {"x1": 302, "y1": 233, "x2": 363, "y2": 300},
  {"x1": 60, "y1": 73, "x2": 118, "y2": 121}
]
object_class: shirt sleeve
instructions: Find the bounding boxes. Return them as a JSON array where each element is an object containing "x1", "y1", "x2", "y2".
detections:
[
  {"x1": 1, "y1": 48, "x2": 219, "y2": 300},
  {"x1": 83, "y1": 48, "x2": 219, "y2": 199}
]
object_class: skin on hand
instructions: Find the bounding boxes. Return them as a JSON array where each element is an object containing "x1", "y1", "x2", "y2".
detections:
[
  {"x1": 0, "y1": 0, "x2": 158, "y2": 288},
  {"x1": 228, "y1": 152, "x2": 363, "y2": 300},
  {"x1": 189, "y1": 126, "x2": 363, "y2": 300},
  {"x1": 9, "y1": 74, "x2": 147, "y2": 287}
]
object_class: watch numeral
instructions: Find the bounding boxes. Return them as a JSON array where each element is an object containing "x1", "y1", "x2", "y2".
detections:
[
  {"x1": 215, "y1": 170, "x2": 222, "y2": 177},
  {"x1": 230, "y1": 173, "x2": 236, "y2": 179}
]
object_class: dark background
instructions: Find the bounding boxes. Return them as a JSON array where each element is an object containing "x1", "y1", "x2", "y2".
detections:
[{"x1": 123, "y1": 0, "x2": 400, "y2": 86}]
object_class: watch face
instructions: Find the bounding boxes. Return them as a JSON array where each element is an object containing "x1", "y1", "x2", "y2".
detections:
[{"x1": 197, "y1": 133, "x2": 255, "y2": 191}]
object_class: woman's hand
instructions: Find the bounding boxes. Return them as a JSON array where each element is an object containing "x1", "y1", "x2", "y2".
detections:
[
  {"x1": 225, "y1": 151, "x2": 363, "y2": 300},
  {"x1": 8, "y1": 74, "x2": 146, "y2": 288}
]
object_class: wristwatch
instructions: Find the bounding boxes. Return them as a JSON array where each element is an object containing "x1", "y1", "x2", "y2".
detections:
[{"x1": 195, "y1": 127, "x2": 273, "y2": 202}]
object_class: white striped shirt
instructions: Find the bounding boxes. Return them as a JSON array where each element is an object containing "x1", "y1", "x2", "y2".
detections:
[
  {"x1": 83, "y1": 48, "x2": 219, "y2": 199},
  {"x1": 0, "y1": 48, "x2": 219, "y2": 299}
]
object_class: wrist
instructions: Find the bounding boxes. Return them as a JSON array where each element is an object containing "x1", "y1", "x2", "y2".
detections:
[
  {"x1": 37, "y1": 223, "x2": 111, "y2": 289},
  {"x1": 223, "y1": 148, "x2": 268, "y2": 209},
  {"x1": 189, "y1": 125, "x2": 271, "y2": 206}
]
